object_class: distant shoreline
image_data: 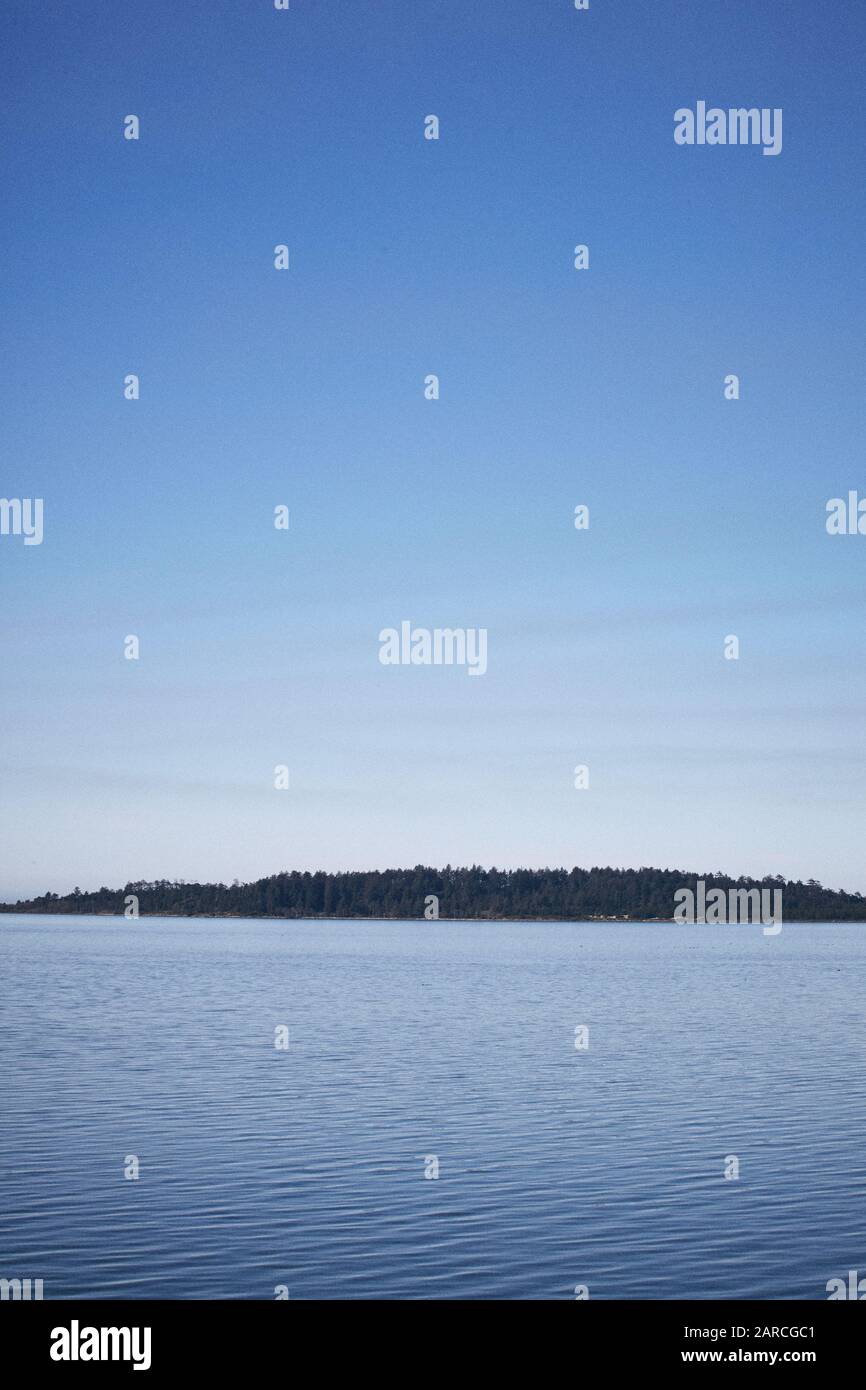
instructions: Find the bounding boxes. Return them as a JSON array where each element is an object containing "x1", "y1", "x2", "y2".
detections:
[
  {"x1": 0, "y1": 910, "x2": 858, "y2": 926},
  {"x1": 0, "y1": 908, "x2": 675, "y2": 923},
  {"x1": 4, "y1": 910, "x2": 663, "y2": 922},
  {"x1": 4, "y1": 863, "x2": 864, "y2": 922}
]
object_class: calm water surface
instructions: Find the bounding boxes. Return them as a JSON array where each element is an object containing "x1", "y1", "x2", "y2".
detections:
[{"x1": 1, "y1": 916, "x2": 864, "y2": 1299}]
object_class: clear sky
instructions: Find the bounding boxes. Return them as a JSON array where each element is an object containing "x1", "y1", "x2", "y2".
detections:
[{"x1": 1, "y1": 0, "x2": 865, "y2": 900}]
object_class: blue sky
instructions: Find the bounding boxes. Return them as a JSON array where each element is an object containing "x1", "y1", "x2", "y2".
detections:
[{"x1": 1, "y1": 0, "x2": 865, "y2": 900}]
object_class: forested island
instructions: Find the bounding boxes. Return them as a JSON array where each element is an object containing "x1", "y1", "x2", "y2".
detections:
[{"x1": 2, "y1": 865, "x2": 865, "y2": 920}]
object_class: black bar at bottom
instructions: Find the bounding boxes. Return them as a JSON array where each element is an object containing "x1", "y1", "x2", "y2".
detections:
[{"x1": 1, "y1": 1298, "x2": 861, "y2": 1376}]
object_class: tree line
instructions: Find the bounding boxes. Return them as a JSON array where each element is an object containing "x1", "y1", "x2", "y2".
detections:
[{"x1": 2, "y1": 864, "x2": 865, "y2": 920}]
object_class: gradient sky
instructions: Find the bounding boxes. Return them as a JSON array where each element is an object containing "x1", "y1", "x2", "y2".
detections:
[{"x1": 1, "y1": 0, "x2": 865, "y2": 900}]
